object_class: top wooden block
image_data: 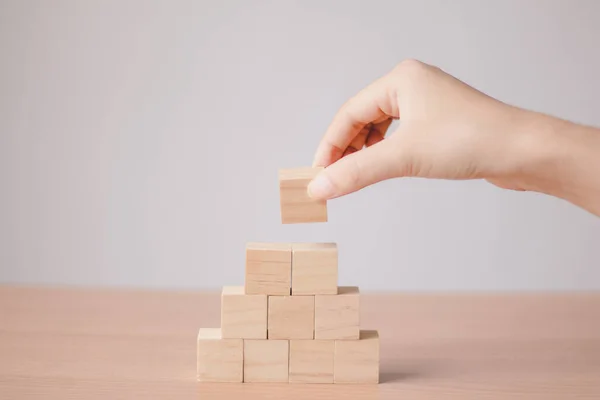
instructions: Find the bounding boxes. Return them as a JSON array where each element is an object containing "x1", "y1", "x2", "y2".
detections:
[
  {"x1": 279, "y1": 167, "x2": 327, "y2": 224},
  {"x1": 291, "y1": 242, "x2": 338, "y2": 295},
  {"x1": 246, "y1": 242, "x2": 291, "y2": 262},
  {"x1": 245, "y1": 242, "x2": 292, "y2": 295}
]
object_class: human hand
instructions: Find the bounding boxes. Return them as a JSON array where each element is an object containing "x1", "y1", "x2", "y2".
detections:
[{"x1": 308, "y1": 59, "x2": 540, "y2": 199}]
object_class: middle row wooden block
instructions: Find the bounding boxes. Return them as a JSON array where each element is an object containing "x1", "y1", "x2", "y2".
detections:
[
  {"x1": 244, "y1": 242, "x2": 338, "y2": 296},
  {"x1": 268, "y1": 295, "x2": 314, "y2": 339},
  {"x1": 221, "y1": 286, "x2": 267, "y2": 339},
  {"x1": 221, "y1": 285, "x2": 359, "y2": 340}
]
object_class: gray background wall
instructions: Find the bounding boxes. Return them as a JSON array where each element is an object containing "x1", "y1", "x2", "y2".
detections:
[{"x1": 1, "y1": 0, "x2": 599, "y2": 291}]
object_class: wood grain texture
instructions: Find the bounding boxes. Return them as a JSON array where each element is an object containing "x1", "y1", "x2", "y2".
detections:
[
  {"x1": 196, "y1": 328, "x2": 243, "y2": 382},
  {"x1": 291, "y1": 243, "x2": 338, "y2": 295},
  {"x1": 315, "y1": 286, "x2": 360, "y2": 340},
  {"x1": 245, "y1": 242, "x2": 291, "y2": 295},
  {"x1": 334, "y1": 330, "x2": 379, "y2": 383},
  {"x1": 1, "y1": 286, "x2": 600, "y2": 399},
  {"x1": 267, "y1": 295, "x2": 314, "y2": 339},
  {"x1": 289, "y1": 340, "x2": 335, "y2": 383},
  {"x1": 220, "y1": 286, "x2": 267, "y2": 339},
  {"x1": 279, "y1": 167, "x2": 327, "y2": 224},
  {"x1": 243, "y1": 339, "x2": 289, "y2": 383}
]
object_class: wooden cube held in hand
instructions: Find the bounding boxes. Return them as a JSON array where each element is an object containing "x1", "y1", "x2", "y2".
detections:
[
  {"x1": 289, "y1": 340, "x2": 335, "y2": 383},
  {"x1": 315, "y1": 286, "x2": 360, "y2": 340},
  {"x1": 334, "y1": 330, "x2": 380, "y2": 383},
  {"x1": 291, "y1": 243, "x2": 338, "y2": 295},
  {"x1": 245, "y1": 242, "x2": 291, "y2": 295},
  {"x1": 279, "y1": 167, "x2": 327, "y2": 224},
  {"x1": 268, "y1": 295, "x2": 314, "y2": 339},
  {"x1": 221, "y1": 286, "x2": 267, "y2": 339},
  {"x1": 243, "y1": 339, "x2": 289, "y2": 382},
  {"x1": 196, "y1": 328, "x2": 243, "y2": 382}
]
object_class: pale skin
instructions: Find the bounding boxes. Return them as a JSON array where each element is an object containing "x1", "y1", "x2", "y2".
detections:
[{"x1": 308, "y1": 59, "x2": 600, "y2": 217}]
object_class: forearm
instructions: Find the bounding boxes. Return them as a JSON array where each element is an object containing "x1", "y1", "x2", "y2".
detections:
[
  {"x1": 556, "y1": 121, "x2": 600, "y2": 216},
  {"x1": 517, "y1": 110, "x2": 600, "y2": 216}
]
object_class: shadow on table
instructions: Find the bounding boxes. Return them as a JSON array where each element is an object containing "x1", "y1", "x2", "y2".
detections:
[
  {"x1": 197, "y1": 382, "x2": 381, "y2": 400},
  {"x1": 195, "y1": 365, "x2": 438, "y2": 399},
  {"x1": 379, "y1": 370, "x2": 422, "y2": 384}
]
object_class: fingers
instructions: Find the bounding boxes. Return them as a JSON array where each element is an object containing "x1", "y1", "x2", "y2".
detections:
[
  {"x1": 348, "y1": 124, "x2": 372, "y2": 152},
  {"x1": 341, "y1": 119, "x2": 394, "y2": 159},
  {"x1": 366, "y1": 118, "x2": 393, "y2": 147},
  {"x1": 342, "y1": 147, "x2": 358, "y2": 157},
  {"x1": 312, "y1": 72, "x2": 400, "y2": 168},
  {"x1": 348, "y1": 119, "x2": 394, "y2": 154},
  {"x1": 307, "y1": 137, "x2": 401, "y2": 200},
  {"x1": 365, "y1": 130, "x2": 385, "y2": 147}
]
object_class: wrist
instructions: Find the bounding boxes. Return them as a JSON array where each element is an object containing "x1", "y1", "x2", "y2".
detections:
[
  {"x1": 511, "y1": 110, "x2": 600, "y2": 214},
  {"x1": 510, "y1": 110, "x2": 568, "y2": 194}
]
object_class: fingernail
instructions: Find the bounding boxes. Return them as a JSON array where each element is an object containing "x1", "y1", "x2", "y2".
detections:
[{"x1": 307, "y1": 173, "x2": 335, "y2": 199}]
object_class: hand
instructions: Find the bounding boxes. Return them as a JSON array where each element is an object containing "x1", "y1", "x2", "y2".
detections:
[{"x1": 308, "y1": 59, "x2": 544, "y2": 199}]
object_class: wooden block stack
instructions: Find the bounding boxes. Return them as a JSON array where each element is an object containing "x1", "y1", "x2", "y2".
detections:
[{"x1": 196, "y1": 167, "x2": 380, "y2": 384}]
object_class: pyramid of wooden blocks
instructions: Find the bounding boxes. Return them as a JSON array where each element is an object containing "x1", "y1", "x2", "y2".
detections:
[{"x1": 196, "y1": 241, "x2": 380, "y2": 384}]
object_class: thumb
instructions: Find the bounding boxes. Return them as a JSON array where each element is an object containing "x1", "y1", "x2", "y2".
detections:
[{"x1": 307, "y1": 138, "x2": 401, "y2": 200}]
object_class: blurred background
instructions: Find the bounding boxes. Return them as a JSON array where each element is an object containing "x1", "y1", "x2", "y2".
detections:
[{"x1": 1, "y1": 0, "x2": 598, "y2": 291}]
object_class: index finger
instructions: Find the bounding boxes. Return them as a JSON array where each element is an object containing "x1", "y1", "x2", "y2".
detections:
[{"x1": 312, "y1": 72, "x2": 400, "y2": 167}]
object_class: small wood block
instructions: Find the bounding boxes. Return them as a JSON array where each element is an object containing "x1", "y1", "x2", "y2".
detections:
[
  {"x1": 243, "y1": 339, "x2": 289, "y2": 382},
  {"x1": 279, "y1": 167, "x2": 327, "y2": 224},
  {"x1": 315, "y1": 286, "x2": 360, "y2": 340},
  {"x1": 245, "y1": 242, "x2": 291, "y2": 295},
  {"x1": 334, "y1": 330, "x2": 380, "y2": 384},
  {"x1": 267, "y1": 295, "x2": 314, "y2": 339},
  {"x1": 221, "y1": 286, "x2": 267, "y2": 339},
  {"x1": 196, "y1": 328, "x2": 243, "y2": 382},
  {"x1": 289, "y1": 340, "x2": 334, "y2": 383},
  {"x1": 291, "y1": 243, "x2": 338, "y2": 295}
]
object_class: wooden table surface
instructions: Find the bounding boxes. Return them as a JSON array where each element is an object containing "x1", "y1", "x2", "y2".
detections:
[{"x1": 0, "y1": 286, "x2": 599, "y2": 399}]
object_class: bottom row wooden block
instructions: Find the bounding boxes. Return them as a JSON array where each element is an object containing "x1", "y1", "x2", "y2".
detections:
[
  {"x1": 289, "y1": 340, "x2": 334, "y2": 383},
  {"x1": 244, "y1": 339, "x2": 289, "y2": 382},
  {"x1": 197, "y1": 328, "x2": 379, "y2": 383},
  {"x1": 196, "y1": 328, "x2": 243, "y2": 382}
]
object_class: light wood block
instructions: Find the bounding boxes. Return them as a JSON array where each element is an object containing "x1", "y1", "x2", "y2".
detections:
[
  {"x1": 291, "y1": 242, "x2": 338, "y2": 295},
  {"x1": 221, "y1": 286, "x2": 267, "y2": 339},
  {"x1": 245, "y1": 242, "x2": 291, "y2": 295},
  {"x1": 243, "y1": 339, "x2": 289, "y2": 382},
  {"x1": 315, "y1": 286, "x2": 360, "y2": 340},
  {"x1": 279, "y1": 167, "x2": 327, "y2": 224},
  {"x1": 334, "y1": 330, "x2": 379, "y2": 384},
  {"x1": 196, "y1": 328, "x2": 243, "y2": 382},
  {"x1": 268, "y1": 295, "x2": 314, "y2": 339},
  {"x1": 289, "y1": 340, "x2": 334, "y2": 383}
]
